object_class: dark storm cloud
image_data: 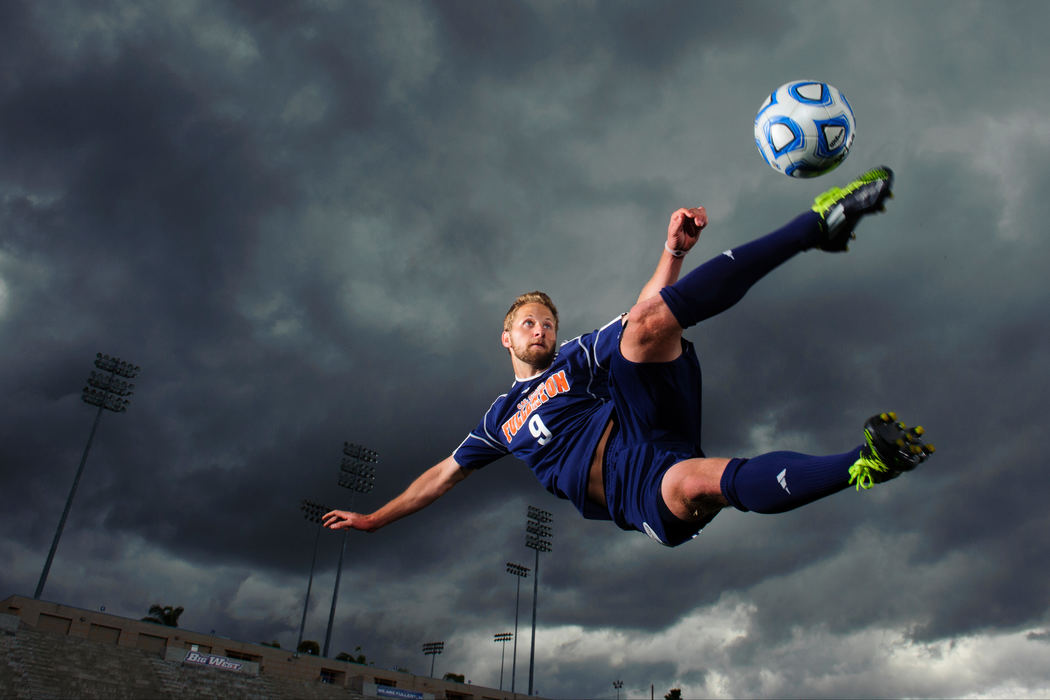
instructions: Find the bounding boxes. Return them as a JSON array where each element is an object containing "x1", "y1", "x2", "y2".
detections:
[{"x1": 3, "y1": 1, "x2": 1050, "y2": 697}]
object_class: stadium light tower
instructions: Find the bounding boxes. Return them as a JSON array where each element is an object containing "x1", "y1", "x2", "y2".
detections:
[
  {"x1": 525, "y1": 506, "x2": 553, "y2": 696},
  {"x1": 422, "y1": 641, "x2": 444, "y2": 677},
  {"x1": 35, "y1": 353, "x2": 139, "y2": 600},
  {"x1": 296, "y1": 499, "x2": 331, "y2": 652},
  {"x1": 494, "y1": 632, "x2": 513, "y2": 690},
  {"x1": 323, "y1": 442, "x2": 378, "y2": 657},
  {"x1": 505, "y1": 561, "x2": 530, "y2": 693}
]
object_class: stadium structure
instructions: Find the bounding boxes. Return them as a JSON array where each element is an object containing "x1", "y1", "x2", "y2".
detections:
[{"x1": 0, "y1": 595, "x2": 542, "y2": 700}]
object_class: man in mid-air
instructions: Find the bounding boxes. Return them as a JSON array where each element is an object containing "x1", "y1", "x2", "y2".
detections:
[{"x1": 324, "y1": 166, "x2": 934, "y2": 547}]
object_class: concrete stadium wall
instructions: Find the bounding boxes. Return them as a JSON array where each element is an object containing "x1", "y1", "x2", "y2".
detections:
[{"x1": 1, "y1": 595, "x2": 533, "y2": 700}]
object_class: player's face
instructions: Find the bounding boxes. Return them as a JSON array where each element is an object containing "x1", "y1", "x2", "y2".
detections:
[{"x1": 502, "y1": 303, "x2": 557, "y2": 370}]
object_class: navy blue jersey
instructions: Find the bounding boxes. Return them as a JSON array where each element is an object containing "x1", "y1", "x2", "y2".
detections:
[{"x1": 453, "y1": 315, "x2": 623, "y2": 520}]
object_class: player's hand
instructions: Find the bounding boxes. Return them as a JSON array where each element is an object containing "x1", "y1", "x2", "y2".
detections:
[
  {"x1": 667, "y1": 206, "x2": 707, "y2": 255},
  {"x1": 322, "y1": 509, "x2": 377, "y2": 532}
]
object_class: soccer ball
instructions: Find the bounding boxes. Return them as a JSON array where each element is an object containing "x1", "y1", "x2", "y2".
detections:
[{"x1": 754, "y1": 80, "x2": 856, "y2": 178}]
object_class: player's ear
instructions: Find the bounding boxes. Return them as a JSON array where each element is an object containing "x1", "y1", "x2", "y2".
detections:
[{"x1": 501, "y1": 330, "x2": 511, "y2": 349}]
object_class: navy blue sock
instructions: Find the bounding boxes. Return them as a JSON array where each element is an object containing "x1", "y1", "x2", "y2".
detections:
[
  {"x1": 659, "y1": 211, "x2": 824, "y2": 329},
  {"x1": 720, "y1": 448, "x2": 863, "y2": 514}
]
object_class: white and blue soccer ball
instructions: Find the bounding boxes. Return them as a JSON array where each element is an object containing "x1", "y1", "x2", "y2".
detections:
[{"x1": 754, "y1": 80, "x2": 855, "y2": 178}]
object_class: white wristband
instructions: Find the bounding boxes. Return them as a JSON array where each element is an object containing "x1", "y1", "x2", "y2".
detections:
[{"x1": 664, "y1": 242, "x2": 686, "y2": 258}]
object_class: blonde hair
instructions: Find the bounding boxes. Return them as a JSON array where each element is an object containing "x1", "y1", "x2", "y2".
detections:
[{"x1": 503, "y1": 291, "x2": 558, "y2": 333}]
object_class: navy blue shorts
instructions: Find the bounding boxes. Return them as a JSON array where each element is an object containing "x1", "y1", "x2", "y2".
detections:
[{"x1": 602, "y1": 332, "x2": 719, "y2": 546}]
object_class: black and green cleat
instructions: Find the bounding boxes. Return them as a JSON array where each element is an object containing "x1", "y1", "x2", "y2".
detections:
[
  {"x1": 811, "y1": 165, "x2": 895, "y2": 251},
  {"x1": 848, "y1": 412, "x2": 935, "y2": 491}
]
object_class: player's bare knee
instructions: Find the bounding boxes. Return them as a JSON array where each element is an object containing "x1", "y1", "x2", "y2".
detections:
[
  {"x1": 669, "y1": 458, "x2": 729, "y2": 500},
  {"x1": 624, "y1": 298, "x2": 680, "y2": 354},
  {"x1": 683, "y1": 471, "x2": 723, "y2": 502},
  {"x1": 623, "y1": 311, "x2": 659, "y2": 347},
  {"x1": 662, "y1": 458, "x2": 727, "y2": 521}
]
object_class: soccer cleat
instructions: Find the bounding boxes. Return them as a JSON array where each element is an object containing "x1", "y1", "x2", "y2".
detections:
[
  {"x1": 811, "y1": 165, "x2": 895, "y2": 251},
  {"x1": 848, "y1": 412, "x2": 935, "y2": 491}
]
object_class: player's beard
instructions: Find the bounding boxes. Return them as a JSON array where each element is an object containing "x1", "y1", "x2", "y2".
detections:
[{"x1": 513, "y1": 342, "x2": 556, "y2": 371}]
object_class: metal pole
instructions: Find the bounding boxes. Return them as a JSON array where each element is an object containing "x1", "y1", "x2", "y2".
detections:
[
  {"x1": 500, "y1": 638, "x2": 507, "y2": 690},
  {"x1": 422, "y1": 641, "x2": 444, "y2": 678},
  {"x1": 512, "y1": 574, "x2": 522, "y2": 692},
  {"x1": 34, "y1": 404, "x2": 104, "y2": 600},
  {"x1": 297, "y1": 521, "x2": 323, "y2": 651},
  {"x1": 323, "y1": 528, "x2": 349, "y2": 657},
  {"x1": 506, "y1": 562, "x2": 530, "y2": 693},
  {"x1": 323, "y1": 442, "x2": 378, "y2": 658},
  {"x1": 525, "y1": 506, "x2": 551, "y2": 696},
  {"x1": 494, "y1": 633, "x2": 512, "y2": 691},
  {"x1": 528, "y1": 546, "x2": 539, "y2": 695},
  {"x1": 36, "y1": 354, "x2": 137, "y2": 601}
]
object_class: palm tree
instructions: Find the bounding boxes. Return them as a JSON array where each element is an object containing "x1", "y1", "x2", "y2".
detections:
[
  {"x1": 141, "y1": 604, "x2": 184, "y2": 627},
  {"x1": 336, "y1": 646, "x2": 367, "y2": 664}
]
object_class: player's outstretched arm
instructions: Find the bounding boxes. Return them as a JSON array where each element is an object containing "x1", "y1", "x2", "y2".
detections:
[
  {"x1": 322, "y1": 455, "x2": 470, "y2": 533},
  {"x1": 635, "y1": 207, "x2": 707, "y2": 305}
]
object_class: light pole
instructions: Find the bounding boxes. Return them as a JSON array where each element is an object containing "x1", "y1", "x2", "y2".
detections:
[
  {"x1": 506, "y1": 561, "x2": 530, "y2": 693},
  {"x1": 494, "y1": 632, "x2": 512, "y2": 690},
  {"x1": 614, "y1": 680, "x2": 624, "y2": 700},
  {"x1": 35, "y1": 353, "x2": 139, "y2": 600},
  {"x1": 323, "y1": 442, "x2": 378, "y2": 657},
  {"x1": 422, "y1": 641, "x2": 444, "y2": 677},
  {"x1": 297, "y1": 499, "x2": 331, "y2": 652},
  {"x1": 525, "y1": 506, "x2": 552, "y2": 696}
]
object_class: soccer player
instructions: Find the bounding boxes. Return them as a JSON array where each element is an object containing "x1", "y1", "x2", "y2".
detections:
[{"x1": 323, "y1": 166, "x2": 934, "y2": 547}]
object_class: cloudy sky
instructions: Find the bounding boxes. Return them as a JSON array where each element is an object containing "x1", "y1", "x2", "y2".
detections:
[{"x1": 3, "y1": 0, "x2": 1050, "y2": 697}]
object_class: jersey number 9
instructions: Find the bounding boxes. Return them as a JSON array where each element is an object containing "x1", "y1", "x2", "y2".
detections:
[{"x1": 529, "y1": 414, "x2": 552, "y2": 446}]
